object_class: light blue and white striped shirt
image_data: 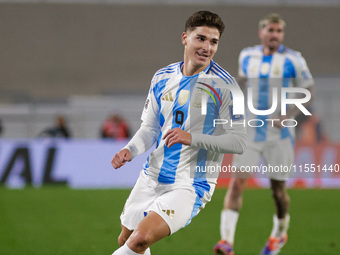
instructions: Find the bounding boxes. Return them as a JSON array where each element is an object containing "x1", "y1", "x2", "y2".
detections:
[
  {"x1": 126, "y1": 60, "x2": 246, "y2": 201},
  {"x1": 239, "y1": 44, "x2": 314, "y2": 143}
]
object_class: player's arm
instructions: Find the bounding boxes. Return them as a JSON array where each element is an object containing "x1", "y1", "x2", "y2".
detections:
[
  {"x1": 192, "y1": 81, "x2": 247, "y2": 154},
  {"x1": 287, "y1": 55, "x2": 314, "y2": 118},
  {"x1": 285, "y1": 85, "x2": 314, "y2": 118},
  {"x1": 273, "y1": 85, "x2": 314, "y2": 128},
  {"x1": 237, "y1": 49, "x2": 248, "y2": 93},
  {"x1": 191, "y1": 124, "x2": 247, "y2": 154},
  {"x1": 274, "y1": 54, "x2": 314, "y2": 128},
  {"x1": 162, "y1": 125, "x2": 246, "y2": 154},
  {"x1": 164, "y1": 83, "x2": 247, "y2": 154},
  {"x1": 111, "y1": 121, "x2": 160, "y2": 169},
  {"x1": 111, "y1": 78, "x2": 160, "y2": 170}
]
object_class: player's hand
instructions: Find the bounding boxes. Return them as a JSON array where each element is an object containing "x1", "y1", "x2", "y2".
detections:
[
  {"x1": 111, "y1": 148, "x2": 132, "y2": 169},
  {"x1": 163, "y1": 127, "x2": 191, "y2": 148}
]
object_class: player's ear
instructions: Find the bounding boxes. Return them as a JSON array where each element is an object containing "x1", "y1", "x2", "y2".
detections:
[{"x1": 181, "y1": 32, "x2": 188, "y2": 46}]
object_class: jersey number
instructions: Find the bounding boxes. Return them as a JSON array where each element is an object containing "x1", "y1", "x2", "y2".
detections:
[{"x1": 175, "y1": 111, "x2": 184, "y2": 125}]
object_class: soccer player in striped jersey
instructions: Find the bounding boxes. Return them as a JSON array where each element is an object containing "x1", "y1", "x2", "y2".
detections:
[
  {"x1": 214, "y1": 13, "x2": 314, "y2": 255},
  {"x1": 110, "y1": 11, "x2": 247, "y2": 255}
]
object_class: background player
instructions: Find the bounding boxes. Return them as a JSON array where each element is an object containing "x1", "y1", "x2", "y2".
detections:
[
  {"x1": 214, "y1": 13, "x2": 314, "y2": 255},
  {"x1": 110, "y1": 11, "x2": 246, "y2": 255}
]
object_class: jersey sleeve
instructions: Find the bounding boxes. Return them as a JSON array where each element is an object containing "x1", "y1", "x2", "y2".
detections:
[
  {"x1": 238, "y1": 49, "x2": 247, "y2": 78},
  {"x1": 293, "y1": 53, "x2": 314, "y2": 89},
  {"x1": 141, "y1": 76, "x2": 160, "y2": 127},
  {"x1": 191, "y1": 79, "x2": 247, "y2": 154},
  {"x1": 123, "y1": 76, "x2": 161, "y2": 158},
  {"x1": 123, "y1": 122, "x2": 159, "y2": 159}
]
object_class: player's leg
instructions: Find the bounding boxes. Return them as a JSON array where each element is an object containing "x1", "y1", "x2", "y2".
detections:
[
  {"x1": 125, "y1": 211, "x2": 170, "y2": 253},
  {"x1": 224, "y1": 177, "x2": 248, "y2": 211},
  {"x1": 214, "y1": 178, "x2": 247, "y2": 255},
  {"x1": 269, "y1": 179, "x2": 290, "y2": 237},
  {"x1": 261, "y1": 138, "x2": 292, "y2": 255},
  {"x1": 260, "y1": 180, "x2": 290, "y2": 255},
  {"x1": 118, "y1": 225, "x2": 151, "y2": 255},
  {"x1": 112, "y1": 171, "x2": 157, "y2": 254},
  {"x1": 222, "y1": 177, "x2": 248, "y2": 242},
  {"x1": 126, "y1": 186, "x2": 197, "y2": 253},
  {"x1": 112, "y1": 242, "x2": 151, "y2": 255},
  {"x1": 114, "y1": 185, "x2": 198, "y2": 254},
  {"x1": 214, "y1": 145, "x2": 261, "y2": 255},
  {"x1": 118, "y1": 224, "x2": 133, "y2": 247},
  {"x1": 270, "y1": 179, "x2": 290, "y2": 220}
]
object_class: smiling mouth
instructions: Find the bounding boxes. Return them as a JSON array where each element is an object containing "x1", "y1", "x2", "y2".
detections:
[{"x1": 197, "y1": 52, "x2": 209, "y2": 58}]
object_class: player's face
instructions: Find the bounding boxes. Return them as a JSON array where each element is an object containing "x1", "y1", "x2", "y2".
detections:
[
  {"x1": 259, "y1": 22, "x2": 285, "y2": 52},
  {"x1": 182, "y1": 26, "x2": 220, "y2": 72}
]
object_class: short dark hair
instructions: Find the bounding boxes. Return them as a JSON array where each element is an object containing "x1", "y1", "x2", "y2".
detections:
[{"x1": 185, "y1": 11, "x2": 225, "y2": 37}]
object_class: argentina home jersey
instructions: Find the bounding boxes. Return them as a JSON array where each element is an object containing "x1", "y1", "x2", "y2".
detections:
[
  {"x1": 239, "y1": 44, "x2": 314, "y2": 143},
  {"x1": 141, "y1": 60, "x2": 243, "y2": 196}
]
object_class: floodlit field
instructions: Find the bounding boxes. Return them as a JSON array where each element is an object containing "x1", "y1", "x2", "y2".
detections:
[{"x1": 1, "y1": 187, "x2": 339, "y2": 255}]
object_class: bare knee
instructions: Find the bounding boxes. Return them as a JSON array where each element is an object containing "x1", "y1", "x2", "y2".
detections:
[
  {"x1": 127, "y1": 229, "x2": 154, "y2": 252},
  {"x1": 231, "y1": 178, "x2": 247, "y2": 193},
  {"x1": 228, "y1": 178, "x2": 247, "y2": 198},
  {"x1": 118, "y1": 225, "x2": 133, "y2": 247}
]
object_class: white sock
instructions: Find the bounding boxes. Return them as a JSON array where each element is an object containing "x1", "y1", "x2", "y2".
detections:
[
  {"x1": 220, "y1": 209, "x2": 239, "y2": 245},
  {"x1": 111, "y1": 243, "x2": 139, "y2": 255},
  {"x1": 270, "y1": 214, "x2": 290, "y2": 239}
]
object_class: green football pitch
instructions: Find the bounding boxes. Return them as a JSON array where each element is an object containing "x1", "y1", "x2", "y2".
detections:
[{"x1": 1, "y1": 187, "x2": 339, "y2": 255}]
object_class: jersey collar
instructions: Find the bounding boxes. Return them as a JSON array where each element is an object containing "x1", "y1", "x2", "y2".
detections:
[
  {"x1": 178, "y1": 60, "x2": 214, "y2": 76},
  {"x1": 204, "y1": 60, "x2": 214, "y2": 74},
  {"x1": 277, "y1": 44, "x2": 285, "y2": 53}
]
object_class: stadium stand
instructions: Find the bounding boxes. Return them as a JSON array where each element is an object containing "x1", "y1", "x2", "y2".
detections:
[{"x1": 0, "y1": 2, "x2": 339, "y2": 140}]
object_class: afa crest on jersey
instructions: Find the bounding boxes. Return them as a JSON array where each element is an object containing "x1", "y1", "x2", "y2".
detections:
[{"x1": 178, "y1": 90, "x2": 190, "y2": 106}]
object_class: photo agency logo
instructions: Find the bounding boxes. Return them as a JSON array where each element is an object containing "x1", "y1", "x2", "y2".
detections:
[{"x1": 196, "y1": 77, "x2": 312, "y2": 128}]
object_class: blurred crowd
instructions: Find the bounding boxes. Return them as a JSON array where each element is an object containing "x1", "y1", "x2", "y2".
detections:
[
  {"x1": 35, "y1": 113, "x2": 130, "y2": 140},
  {"x1": 38, "y1": 115, "x2": 72, "y2": 138}
]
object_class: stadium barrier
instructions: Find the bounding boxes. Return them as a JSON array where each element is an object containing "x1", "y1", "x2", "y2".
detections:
[
  {"x1": 0, "y1": 139, "x2": 149, "y2": 188},
  {"x1": 0, "y1": 139, "x2": 339, "y2": 189}
]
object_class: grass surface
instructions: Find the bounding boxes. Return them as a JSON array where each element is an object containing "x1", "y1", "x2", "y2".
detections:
[{"x1": 1, "y1": 187, "x2": 339, "y2": 255}]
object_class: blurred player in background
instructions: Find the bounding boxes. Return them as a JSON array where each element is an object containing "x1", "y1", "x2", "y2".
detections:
[
  {"x1": 214, "y1": 13, "x2": 314, "y2": 255},
  {"x1": 110, "y1": 10, "x2": 247, "y2": 255}
]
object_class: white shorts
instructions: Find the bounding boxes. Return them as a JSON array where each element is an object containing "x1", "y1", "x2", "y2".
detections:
[
  {"x1": 233, "y1": 137, "x2": 294, "y2": 181},
  {"x1": 120, "y1": 170, "x2": 206, "y2": 235}
]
